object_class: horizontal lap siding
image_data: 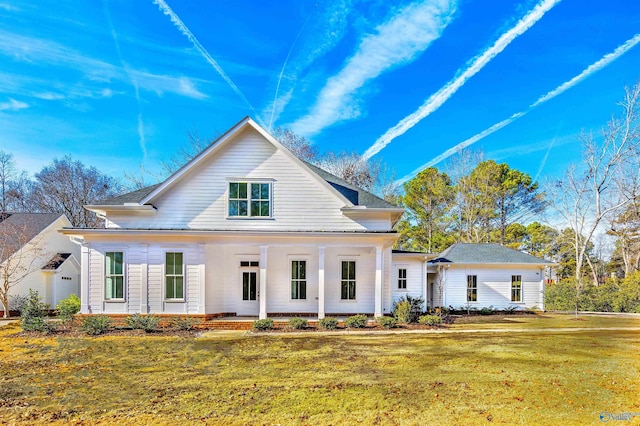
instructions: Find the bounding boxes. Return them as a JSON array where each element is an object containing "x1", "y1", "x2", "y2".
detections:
[
  {"x1": 205, "y1": 245, "x2": 225, "y2": 313},
  {"x1": 265, "y1": 246, "x2": 318, "y2": 314},
  {"x1": 186, "y1": 246, "x2": 199, "y2": 313},
  {"x1": 88, "y1": 248, "x2": 103, "y2": 312},
  {"x1": 88, "y1": 244, "x2": 203, "y2": 315},
  {"x1": 324, "y1": 247, "x2": 375, "y2": 314},
  {"x1": 108, "y1": 129, "x2": 368, "y2": 231},
  {"x1": 444, "y1": 266, "x2": 543, "y2": 309},
  {"x1": 391, "y1": 260, "x2": 424, "y2": 306}
]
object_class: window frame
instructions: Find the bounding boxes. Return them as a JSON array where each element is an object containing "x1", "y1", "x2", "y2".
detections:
[
  {"x1": 397, "y1": 268, "x2": 407, "y2": 290},
  {"x1": 105, "y1": 251, "x2": 125, "y2": 301},
  {"x1": 227, "y1": 180, "x2": 273, "y2": 218},
  {"x1": 341, "y1": 260, "x2": 357, "y2": 300},
  {"x1": 467, "y1": 275, "x2": 478, "y2": 302},
  {"x1": 511, "y1": 275, "x2": 523, "y2": 303},
  {"x1": 290, "y1": 260, "x2": 307, "y2": 300},
  {"x1": 165, "y1": 252, "x2": 185, "y2": 301}
]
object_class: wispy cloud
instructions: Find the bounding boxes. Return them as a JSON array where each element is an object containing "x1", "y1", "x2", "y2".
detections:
[
  {"x1": 396, "y1": 33, "x2": 640, "y2": 185},
  {"x1": 265, "y1": 0, "x2": 353, "y2": 126},
  {"x1": 0, "y1": 98, "x2": 28, "y2": 111},
  {"x1": 153, "y1": 0, "x2": 261, "y2": 123},
  {"x1": 290, "y1": 0, "x2": 457, "y2": 137},
  {"x1": 268, "y1": 16, "x2": 311, "y2": 131},
  {"x1": 0, "y1": 30, "x2": 210, "y2": 101},
  {"x1": 363, "y1": 0, "x2": 561, "y2": 160},
  {"x1": 105, "y1": 0, "x2": 147, "y2": 160}
]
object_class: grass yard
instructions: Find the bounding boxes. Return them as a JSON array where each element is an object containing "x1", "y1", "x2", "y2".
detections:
[{"x1": 1, "y1": 315, "x2": 639, "y2": 425}]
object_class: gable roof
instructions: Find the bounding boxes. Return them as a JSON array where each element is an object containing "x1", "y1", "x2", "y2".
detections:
[
  {"x1": 430, "y1": 243, "x2": 552, "y2": 265},
  {"x1": 94, "y1": 117, "x2": 399, "y2": 210},
  {"x1": 0, "y1": 213, "x2": 63, "y2": 263}
]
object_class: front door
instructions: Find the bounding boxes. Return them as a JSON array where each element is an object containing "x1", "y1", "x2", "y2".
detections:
[{"x1": 238, "y1": 269, "x2": 259, "y2": 316}]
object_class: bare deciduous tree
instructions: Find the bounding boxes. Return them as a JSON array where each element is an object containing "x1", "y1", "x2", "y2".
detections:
[
  {"x1": 30, "y1": 157, "x2": 123, "y2": 228},
  {"x1": 547, "y1": 83, "x2": 640, "y2": 312}
]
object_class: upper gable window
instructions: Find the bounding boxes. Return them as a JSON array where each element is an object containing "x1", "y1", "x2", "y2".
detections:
[{"x1": 228, "y1": 182, "x2": 271, "y2": 218}]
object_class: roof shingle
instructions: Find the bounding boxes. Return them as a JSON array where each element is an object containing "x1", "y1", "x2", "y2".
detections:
[{"x1": 430, "y1": 243, "x2": 552, "y2": 265}]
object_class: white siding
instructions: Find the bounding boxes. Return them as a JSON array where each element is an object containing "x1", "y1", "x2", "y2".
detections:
[
  {"x1": 6, "y1": 216, "x2": 80, "y2": 309},
  {"x1": 442, "y1": 265, "x2": 545, "y2": 310},
  {"x1": 324, "y1": 247, "x2": 376, "y2": 315},
  {"x1": 107, "y1": 128, "x2": 385, "y2": 231},
  {"x1": 87, "y1": 243, "x2": 203, "y2": 315},
  {"x1": 391, "y1": 260, "x2": 424, "y2": 307}
]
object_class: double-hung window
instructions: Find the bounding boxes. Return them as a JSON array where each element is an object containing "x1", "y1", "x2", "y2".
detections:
[
  {"x1": 398, "y1": 268, "x2": 407, "y2": 289},
  {"x1": 228, "y1": 182, "x2": 271, "y2": 217},
  {"x1": 291, "y1": 260, "x2": 307, "y2": 300},
  {"x1": 341, "y1": 261, "x2": 356, "y2": 300},
  {"x1": 467, "y1": 275, "x2": 477, "y2": 302},
  {"x1": 511, "y1": 275, "x2": 522, "y2": 302},
  {"x1": 165, "y1": 252, "x2": 184, "y2": 300},
  {"x1": 105, "y1": 251, "x2": 124, "y2": 300}
]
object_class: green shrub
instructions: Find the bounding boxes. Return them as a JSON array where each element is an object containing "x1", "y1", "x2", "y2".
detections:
[
  {"x1": 375, "y1": 316, "x2": 397, "y2": 329},
  {"x1": 172, "y1": 316, "x2": 200, "y2": 331},
  {"x1": 392, "y1": 295, "x2": 424, "y2": 323},
  {"x1": 252, "y1": 318, "x2": 274, "y2": 331},
  {"x1": 317, "y1": 317, "x2": 339, "y2": 330},
  {"x1": 479, "y1": 306, "x2": 494, "y2": 315},
  {"x1": 288, "y1": 317, "x2": 308, "y2": 330},
  {"x1": 418, "y1": 315, "x2": 442, "y2": 326},
  {"x1": 56, "y1": 294, "x2": 81, "y2": 323},
  {"x1": 20, "y1": 290, "x2": 52, "y2": 332},
  {"x1": 344, "y1": 314, "x2": 368, "y2": 328},
  {"x1": 393, "y1": 301, "x2": 412, "y2": 324},
  {"x1": 545, "y1": 279, "x2": 578, "y2": 311},
  {"x1": 502, "y1": 306, "x2": 518, "y2": 314},
  {"x1": 126, "y1": 314, "x2": 160, "y2": 332},
  {"x1": 21, "y1": 316, "x2": 57, "y2": 333},
  {"x1": 81, "y1": 315, "x2": 112, "y2": 336}
]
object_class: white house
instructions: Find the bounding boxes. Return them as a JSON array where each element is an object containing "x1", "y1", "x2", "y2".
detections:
[
  {"x1": 60, "y1": 118, "x2": 552, "y2": 318},
  {"x1": 427, "y1": 243, "x2": 551, "y2": 311},
  {"x1": 61, "y1": 117, "x2": 406, "y2": 319},
  {"x1": 0, "y1": 213, "x2": 81, "y2": 314}
]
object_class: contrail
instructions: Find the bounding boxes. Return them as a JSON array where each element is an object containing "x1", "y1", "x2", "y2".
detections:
[
  {"x1": 104, "y1": 0, "x2": 147, "y2": 160},
  {"x1": 362, "y1": 0, "x2": 561, "y2": 160},
  {"x1": 268, "y1": 15, "x2": 311, "y2": 131},
  {"x1": 153, "y1": 0, "x2": 262, "y2": 123},
  {"x1": 396, "y1": 33, "x2": 640, "y2": 185},
  {"x1": 534, "y1": 137, "x2": 556, "y2": 182}
]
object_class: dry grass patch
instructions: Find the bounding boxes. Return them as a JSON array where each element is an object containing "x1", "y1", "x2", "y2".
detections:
[{"x1": 0, "y1": 319, "x2": 639, "y2": 425}]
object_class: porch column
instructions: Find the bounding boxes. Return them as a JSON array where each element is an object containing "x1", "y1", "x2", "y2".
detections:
[
  {"x1": 540, "y1": 267, "x2": 546, "y2": 311},
  {"x1": 318, "y1": 246, "x2": 325, "y2": 319},
  {"x1": 259, "y1": 245, "x2": 268, "y2": 319},
  {"x1": 80, "y1": 244, "x2": 90, "y2": 314},
  {"x1": 140, "y1": 244, "x2": 148, "y2": 314},
  {"x1": 421, "y1": 259, "x2": 427, "y2": 312},
  {"x1": 375, "y1": 246, "x2": 383, "y2": 317}
]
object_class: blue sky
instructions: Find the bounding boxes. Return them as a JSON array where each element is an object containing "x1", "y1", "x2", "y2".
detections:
[{"x1": 1, "y1": 0, "x2": 639, "y2": 188}]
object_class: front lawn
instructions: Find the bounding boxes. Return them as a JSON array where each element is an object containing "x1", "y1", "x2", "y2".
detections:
[{"x1": 1, "y1": 315, "x2": 639, "y2": 425}]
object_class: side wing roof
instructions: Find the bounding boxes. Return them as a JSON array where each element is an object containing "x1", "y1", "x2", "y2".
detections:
[{"x1": 429, "y1": 243, "x2": 553, "y2": 265}]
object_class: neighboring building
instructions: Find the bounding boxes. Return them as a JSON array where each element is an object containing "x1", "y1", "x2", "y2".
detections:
[
  {"x1": 59, "y1": 118, "x2": 552, "y2": 318},
  {"x1": 0, "y1": 213, "x2": 81, "y2": 314},
  {"x1": 426, "y1": 243, "x2": 552, "y2": 311}
]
